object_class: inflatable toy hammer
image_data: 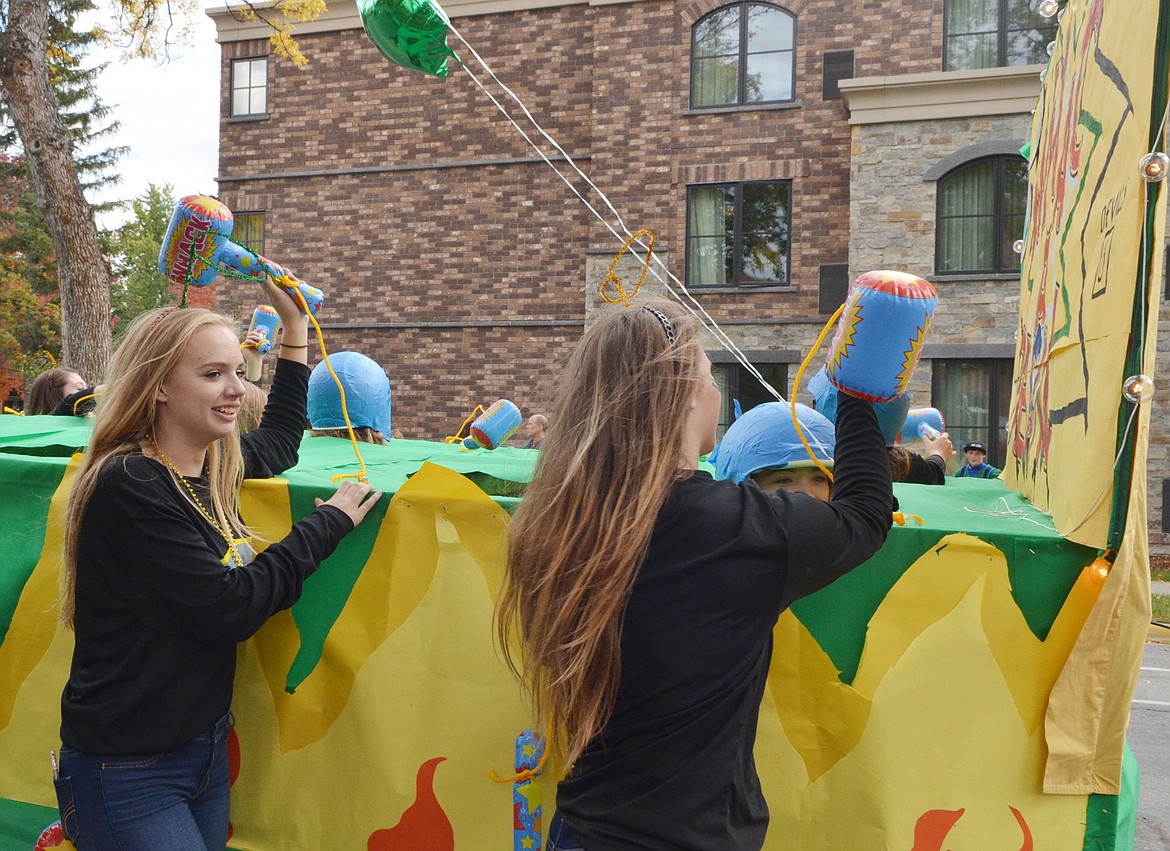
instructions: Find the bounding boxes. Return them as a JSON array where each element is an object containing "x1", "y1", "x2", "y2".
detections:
[
  {"x1": 242, "y1": 305, "x2": 281, "y2": 355},
  {"x1": 464, "y1": 399, "x2": 523, "y2": 449},
  {"x1": 158, "y1": 195, "x2": 324, "y2": 314}
]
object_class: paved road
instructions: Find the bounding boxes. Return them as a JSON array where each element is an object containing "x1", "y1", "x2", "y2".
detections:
[{"x1": 1131, "y1": 641, "x2": 1170, "y2": 850}]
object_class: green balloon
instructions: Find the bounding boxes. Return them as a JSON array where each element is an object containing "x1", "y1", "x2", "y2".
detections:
[{"x1": 359, "y1": 0, "x2": 455, "y2": 78}]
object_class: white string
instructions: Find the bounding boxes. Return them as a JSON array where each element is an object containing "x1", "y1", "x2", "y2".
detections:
[
  {"x1": 1060, "y1": 399, "x2": 1141, "y2": 537},
  {"x1": 963, "y1": 497, "x2": 1058, "y2": 533},
  {"x1": 445, "y1": 25, "x2": 788, "y2": 404}
]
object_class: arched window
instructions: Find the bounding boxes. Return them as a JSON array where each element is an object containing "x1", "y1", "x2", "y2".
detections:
[
  {"x1": 691, "y1": 3, "x2": 795, "y2": 108},
  {"x1": 944, "y1": 0, "x2": 1057, "y2": 71},
  {"x1": 935, "y1": 155, "x2": 1027, "y2": 274}
]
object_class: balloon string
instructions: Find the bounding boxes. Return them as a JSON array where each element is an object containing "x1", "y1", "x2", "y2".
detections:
[
  {"x1": 790, "y1": 306, "x2": 841, "y2": 480},
  {"x1": 288, "y1": 286, "x2": 368, "y2": 484},
  {"x1": 445, "y1": 27, "x2": 785, "y2": 405}
]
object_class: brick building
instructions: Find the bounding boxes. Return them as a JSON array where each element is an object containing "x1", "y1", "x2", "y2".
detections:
[{"x1": 209, "y1": 0, "x2": 1169, "y2": 555}]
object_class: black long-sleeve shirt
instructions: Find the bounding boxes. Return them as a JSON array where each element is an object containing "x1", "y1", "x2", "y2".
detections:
[
  {"x1": 61, "y1": 359, "x2": 353, "y2": 755},
  {"x1": 555, "y1": 393, "x2": 893, "y2": 851}
]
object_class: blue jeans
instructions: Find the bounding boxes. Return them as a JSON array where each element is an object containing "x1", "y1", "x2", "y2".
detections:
[
  {"x1": 55, "y1": 712, "x2": 233, "y2": 851},
  {"x1": 546, "y1": 811, "x2": 586, "y2": 851}
]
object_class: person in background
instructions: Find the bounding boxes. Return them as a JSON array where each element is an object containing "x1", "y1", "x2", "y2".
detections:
[
  {"x1": 307, "y1": 351, "x2": 392, "y2": 446},
  {"x1": 27, "y1": 368, "x2": 91, "y2": 416},
  {"x1": 497, "y1": 301, "x2": 892, "y2": 851},
  {"x1": 809, "y1": 367, "x2": 950, "y2": 485},
  {"x1": 710, "y1": 401, "x2": 835, "y2": 501},
  {"x1": 522, "y1": 413, "x2": 547, "y2": 449},
  {"x1": 56, "y1": 282, "x2": 381, "y2": 850},
  {"x1": 955, "y1": 441, "x2": 1001, "y2": 479}
]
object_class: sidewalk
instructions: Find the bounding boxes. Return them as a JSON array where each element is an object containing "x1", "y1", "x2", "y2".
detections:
[{"x1": 1153, "y1": 581, "x2": 1170, "y2": 596}]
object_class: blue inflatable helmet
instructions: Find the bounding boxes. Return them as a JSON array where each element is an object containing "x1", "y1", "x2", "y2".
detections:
[
  {"x1": 308, "y1": 351, "x2": 392, "y2": 439},
  {"x1": 808, "y1": 365, "x2": 910, "y2": 446},
  {"x1": 710, "y1": 401, "x2": 835, "y2": 484}
]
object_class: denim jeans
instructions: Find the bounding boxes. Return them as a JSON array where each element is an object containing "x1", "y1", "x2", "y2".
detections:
[
  {"x1": 55, "y1": 712, "x2": 233, "y2": 851},
  {"x1": 546, "y1": 811, "x2": 586, "y2": 851}
]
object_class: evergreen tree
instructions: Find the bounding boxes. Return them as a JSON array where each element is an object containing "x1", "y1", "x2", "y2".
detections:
[{"x1": 109, "y1": 182, "x2": 175, "y2": 324}]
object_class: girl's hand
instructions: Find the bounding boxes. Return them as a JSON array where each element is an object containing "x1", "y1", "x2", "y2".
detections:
[
  {"x1": 263, "y1": 277, "x2": 310, "y2": 339},
  {"x1": 315, "y1": 480, "x2": 383, "y2": 527},
  {"x1": 241, "y1": 330, "x2": 265, "y2": 381},
  {"x1": 924, "y1": 432, "x2": 955, "y2": 463}
]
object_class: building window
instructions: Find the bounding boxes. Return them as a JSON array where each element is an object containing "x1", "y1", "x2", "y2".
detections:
[
  {"x1": 713, "y1": 361, "x2": 788, "y2": 441},
  {"x1": 936, "y1": 156, "x2": 1026, "y2": 274},
  {"x1": 231, "y1": 57, "x2": 268, "y2": 118},
  {"x1": 943, "y1": 0, "x2": 1058, "y2": 71},
  {"x1": 691, "y1": 2, "x2": 795, "y2": 108},
  {"x1": 931, "y1": 359, "x2": 1013, "y2": 466},
  {"x1": 687, "y1": 182, "x2": 791, "y2": 287},
  {"x1": 233, "y1": 212, "x2": 265, "y2": 256}
]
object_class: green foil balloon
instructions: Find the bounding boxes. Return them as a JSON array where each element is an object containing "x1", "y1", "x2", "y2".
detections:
[{"x1": 359, "y1": 0, "x2": 456, "y2": 78}]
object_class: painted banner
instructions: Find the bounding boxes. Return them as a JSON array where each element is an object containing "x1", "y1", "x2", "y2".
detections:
[{"x1": 0, "y1": 422, "x2": 1137, "y2": 849}]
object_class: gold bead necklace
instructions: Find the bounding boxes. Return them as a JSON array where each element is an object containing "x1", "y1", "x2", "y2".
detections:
[{"x1": 148, "y1": 436, "x2": 244, "y2": 568}]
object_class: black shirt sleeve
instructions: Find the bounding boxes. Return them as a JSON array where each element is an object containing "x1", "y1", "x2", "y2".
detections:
[
  {"x1": 51, "y1": 387, "x2": 98, "y2": 417},
  {"x1": 904, "y1": 452, "x2": 947, "y2": 485},
  {"x1": 241, "y1": 358, "x2": 310, "y2": 478},
  {"x1": 773, "y1": 391, "x2": 893, "y2": 607},
  {"x1": 85, "y1": 457, "x2": 353, "y2": 643}
]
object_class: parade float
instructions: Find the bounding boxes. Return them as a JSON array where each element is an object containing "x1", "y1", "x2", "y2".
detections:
[{"x1": 0, "y1": 0, "x2": 1165, "y2": 847}]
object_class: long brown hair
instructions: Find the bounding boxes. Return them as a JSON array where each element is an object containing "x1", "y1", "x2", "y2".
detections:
[
  {"x1": 61, "y1": 308, "x2": 248, "y2": 626},
  {"x1": 27, "y1": 368, "x2": 81, "y2": 415},
  {"x1": 497, "y1": 299, "x2": 704, "y2": 766}
]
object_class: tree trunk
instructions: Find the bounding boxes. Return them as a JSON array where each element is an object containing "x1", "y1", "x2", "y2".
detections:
[{"x1": 0, "y1": 0, "x2": 112, "y2": 382}]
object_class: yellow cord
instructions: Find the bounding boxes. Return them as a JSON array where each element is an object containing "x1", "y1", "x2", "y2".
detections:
[
  {"x1": 599, "y1": 229, "x2": 656, "y2": 305},
  {"x1": 287, "y1": 285, "x2": 367, "y2": 484},
  {"x1": 445, "y1": 405, "x2": 485, "y2": 445},
  {"x1": 488, "y1": 746, "x2": 550, "y2": 784},
  {"x1": 790, "y1": 305, "x2": 843, "y2": 483},
  {"x1": 2, "y1": 407, "x2": 22, "y2": 415},
  {"x1": 71, "y1": 393, "x2": 98, "y2": 415}
]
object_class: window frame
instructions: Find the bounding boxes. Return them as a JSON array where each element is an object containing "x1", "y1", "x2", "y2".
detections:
[
  {"x1": 685, "y1": 179, "x2": 793, "y2": 288},
  {"x1": 930, "y1": 357, "x2": 1014, "y2": 467},
  {"x1": 712, "y1": 359, "x2": 789, "y2": 442},
  {"x1": 934, "y1": 154, "x2": 1026, "y2": 276},
  {"x1": 231, "y1": 211, "x2": 266, "y2": 257},
  {"x1": 230, "y1": 56, "x2": 270, "y2": 120},
  {"x1": 689, "y1": 1, "x2": 797, "y2": 110},
  {"x1": 942, "y1": 0, "x2": 1058, "y2": 71}
]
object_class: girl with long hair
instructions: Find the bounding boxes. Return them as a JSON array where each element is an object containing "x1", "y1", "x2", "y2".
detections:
[
  {"x1": 56, "y1": 282, "x2": 381, "y2": 850},
  {"x1": 498, "y1": 300, "x2": 893, "y2": 850},
  {"x1": 27, "y1": 367, "x2": 89, "y2": 415}
]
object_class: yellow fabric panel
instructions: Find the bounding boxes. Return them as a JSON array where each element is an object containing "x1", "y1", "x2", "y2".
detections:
[{"x1": 0, "y1": 454, "x2": 80, "y2": 734}]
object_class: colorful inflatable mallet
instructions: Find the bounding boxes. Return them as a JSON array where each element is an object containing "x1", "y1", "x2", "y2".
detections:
[
  {"x1": 463, "y1": 399, "x2": 522, "y2": 450},
  {"x1": 489, "y1": 730, "x2": 546, "y2": 851},
  {"x1": 824, "y1": 270, "x2": 937, "y2": 402},
  {"x1": 901, "y1": 407, "x2": 945, "y2": 443},
  {"x1": 243, "y1": 305, "x2": 281, "y2": 355},
  {"x1": 157, "y1": 195, "x2": 324, "y2": 313}
]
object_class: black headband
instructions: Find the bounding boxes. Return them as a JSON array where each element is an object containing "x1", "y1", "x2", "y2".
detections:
[{"x1": 642, "y1": 307, "x2": 676, "y2": 345}]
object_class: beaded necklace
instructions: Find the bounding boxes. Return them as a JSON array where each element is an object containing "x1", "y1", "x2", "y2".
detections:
[{"x1": 148, "y1": 436, "x2": 244, "y2": 568}]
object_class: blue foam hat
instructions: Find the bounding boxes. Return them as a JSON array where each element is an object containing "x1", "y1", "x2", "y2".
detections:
[
  {"x1": 808, "y1": 365, "x2": 910, "y2": 446},
  {"x1": 711, "y1": 401, "x2": 835, "y2": 484},
  {"x1": 308, "y1": 351, "x2": 392, "y2": 438}
]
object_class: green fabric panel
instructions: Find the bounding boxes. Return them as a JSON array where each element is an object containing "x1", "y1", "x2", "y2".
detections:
[
  {"x1": 0, "y1": 414, "x2": 92, "y2": 457},
  {"x1": 791, "y1": 477, "x2": 1094, "y2": 684},
  {"x1": 1083, "y1": 741, "x2": 1140, "y2": 850},
  {"x1": 0, "y1": 799, "x2": 63, "y2": 849},
  {"x1": 0, "y1": 453, "x2": 68, "y2": 644}
]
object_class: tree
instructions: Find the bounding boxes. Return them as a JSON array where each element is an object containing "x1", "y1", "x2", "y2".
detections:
[
  {"x1": 109, "y1": 182, "x2": 175, "y2": 323},
  {"x1": 0, "y1": 0, "x2": 327, "y2": 380},
  {"x1": 0, "y1": 0, "x2": 112, "y2": 380}
]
